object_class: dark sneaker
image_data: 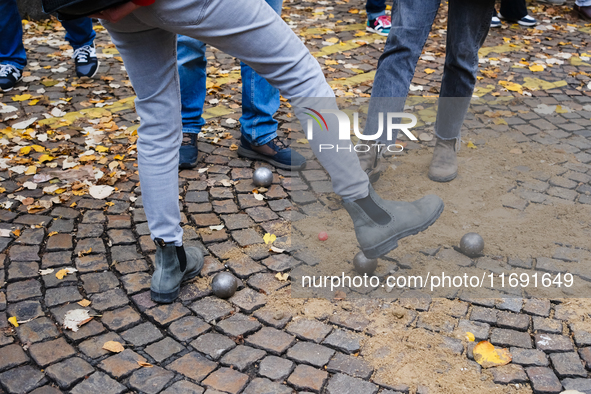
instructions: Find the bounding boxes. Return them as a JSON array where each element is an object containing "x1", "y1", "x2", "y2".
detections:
[
  {"x1": 0, "y1": 64, "x2": 23, "y2": 92},
  {"x1": 73, "y1": 44, "x2": 99, "y2": 78},
  {"x1": 366, "y1": 15, "x2": 392, "y2": 36},
  {"x1": 151, "y1": 238, "x2": 204, "y2": 303},
  {"x1": 237, "y1": 135, "x2": 306, "y2": 170},
  {"x1": 179, "y1": 133, "x2": 198, "y2": 169}
]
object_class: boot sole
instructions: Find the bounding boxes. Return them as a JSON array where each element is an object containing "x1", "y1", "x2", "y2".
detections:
[
  {"x1": 150, "y1": 268, "x2": 201, "y2": 303},
  {"x1": 428, "y1": 170, "x2": 458, "y2": 183},
  {"x1": 237, "y1": 146, "x2": 306, "y2": 171},
  {"x1": 362, "y1": 200, "x2": 445, "y2": 259}
]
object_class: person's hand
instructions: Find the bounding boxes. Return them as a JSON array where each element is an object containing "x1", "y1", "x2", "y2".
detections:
[{"x1": 89, "y1": 1, "x2": 141, "y2": 23}]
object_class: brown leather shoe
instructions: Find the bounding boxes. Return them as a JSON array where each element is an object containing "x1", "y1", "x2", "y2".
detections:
[{"x1": 574, "y1": 4, "x2": 591, "y2": 20}]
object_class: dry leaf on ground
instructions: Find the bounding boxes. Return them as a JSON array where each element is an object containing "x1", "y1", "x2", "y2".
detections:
[
  {"x1": 63, "y1": 309, "x2": 93, "y2": 332},
  {"x1": 102, "y1": 341, "x2": 125, "y2": 353},
  {"x1": 473, "y1": 340, "x2": 512, "y2": 368}
]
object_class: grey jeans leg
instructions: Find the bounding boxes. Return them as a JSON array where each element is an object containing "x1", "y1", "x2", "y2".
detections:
[{"x1": 102, "y1": 0, "x2": 368, "y2": 244}]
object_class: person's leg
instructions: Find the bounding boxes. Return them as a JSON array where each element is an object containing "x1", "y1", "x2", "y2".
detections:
[
  {"x1": 237, "y1": 0, "x2": 307, "y2": 170},
  {"x1": 177, "y1": 35, "x2": 207, "y2": 169},
  {"x1": 358, "y1": 0, "x2": 440, "y2": 180},
  {"x1": 62, "y1": 17, "x2": 99, "y2": 77},
  {"x1": 101, "y1": 16, "x2": 204, "y2": 303},
  {"x1": 427, "y1": 0, "x2": 494, "y2": 182},
  {"x1": 0, "y1": 0, "x2": 26, "y2": 91}
]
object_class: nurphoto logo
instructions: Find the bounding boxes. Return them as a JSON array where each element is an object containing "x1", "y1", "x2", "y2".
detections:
[{"x1": 304, "y1": 108, "x2": 418, "y2": 153}]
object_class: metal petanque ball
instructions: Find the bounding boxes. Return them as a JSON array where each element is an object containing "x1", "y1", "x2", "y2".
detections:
[
  {"x1": 353, "y1": 251, "x2": 378, "y2": 275},
  {"x1": 212, "y1": 272, "x2": 237, "y2": 299},
  {"x1": 459, "y1": 232, "x2": 485, "y2": 257},
  {"x1": 253, "y1": 167, "x2": 273, "y2": 187}
]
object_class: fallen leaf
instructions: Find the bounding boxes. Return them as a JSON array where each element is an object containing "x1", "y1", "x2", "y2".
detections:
[
  {"x1": 78, "y1": 248, "x2": 92, "y2": 257},
  {"x1": 102, "y1": 341, "x2": 125, "y2": 353},
  {"x1": 95, "y1": 145, "x2": 109, "y2": 153},
  {"x1": 473, "y1": 340, "x2": 512, "y2": 368},
  {"x1": 529, "y1": 64, "x2": 545, "y2": 72},
  {"x1": 138, "y1": 361, "x2": 154, "y2": 368},
  {"x1": 275, "y1": 272, "x2": 289, "y2": 281},
  {"x1": 229, "y1": 144, "x2": 238, "y2": 151},
  {"x1": 296, "y1": 138, "x2": 309, "y2": 144},
  {"x1": 466, "y1": 141, "x2": 477, "y2": 149},
  {"x1": 424, "y1": 68, "x2": 436, "y2": 74},
  {"x1": 55, "y1": 267, "x2": 77, "y2": 279},
  {"x1": 210, "y1": 224, "x2": 225, "y2": 231},
  {"x1": 8, "y1": 316, "x2": 19, "y2": 327},
  {"x1": 89, "y1": 185, "x2": 114, "y2": 199},
  {"x1": 263, "y1": 233, "x2": 277, "y2": 245},
  {"x1": 253, "y1": 193, "x2": 265, "y2": 201},
  {"x1": 270, "y1": 246, "x2": 285, "y2": 253},
  {"x1": 39, "y1": 268, "x2": 55, "y2": 275},
  {"x1": 78, "y1": 299, "x2": 91, "y2": 307},
  {"x1": 466, "y1": 332, "x2": 475, "y2": 342},
  {"x1": 63, "y1": 309, "x2": 93, "y2": 332},
  {"x1": 12, "y1": 94, "x2": 32, "y2": 102}
]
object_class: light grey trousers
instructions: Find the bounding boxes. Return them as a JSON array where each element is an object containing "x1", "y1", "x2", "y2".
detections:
[{"x1": 101, "y1": 0, "x2": 369, "y2": 245}]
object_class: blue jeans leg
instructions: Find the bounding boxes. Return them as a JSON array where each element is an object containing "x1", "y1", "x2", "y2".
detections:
[
  {"x1": 177, "y1": 36, "x2": 207, "y2": 134},
  {"x1": 62, "y1": 17, "x2": 96, "y2": 50},
  {"x1": 365, "y1": 0, "x2": 493, "y2": 142},
  {"x1": 366, "y1": 0, "x2": 387, "y2": 19},
  {"x1": 0, "y1": 0, "x2": 26, "y2": 69},
  {"x1": 240, "y1": 0, "x2": 282, "y2": 146}
]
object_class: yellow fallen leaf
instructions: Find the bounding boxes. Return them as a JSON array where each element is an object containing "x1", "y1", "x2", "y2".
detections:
[
  {"x1": 263, "y1": 233, "x2": 277, "y2": 245},
  {"x1": 78, "y1": 299, "x2": 91, "y2": 307},
  {"x1": 325, "y1": 37, "x2": 339, "y2": 43},
  {"x1": 229, "y1": 144, "x2": 238, "y2": 151},
  {"x1": 12, "y1": 94, "x2": 32, "y2": 102},
  {"x1": 424, "y1": 68, "x2": 436, "y2": 74},
  {"x1": 48, "y1": 231, "x2": 58, "y2": 237},
  {"x1": 29, "y1": 99, "x2": 39, "y2": 106},
  {"x1": 24, "y1": 166, "x2": 37, "y2": 175},
  {"x1": 296, "y1": 138, "x2": 309, "y2": 144},
  {"x1": 78, "y1": 247, "x2": 92, "y2": 257},
  {"x1": 325, "y1": 59, "x2": 338, "y2": 65},
  {"x1": 38, "y1": 154, "x2": 55, "y2": 163},
  {"x1": 529, "y1": 64, "x2": 544, "y2": 72},
  {"x1": 20, "y1": 146, "x2": 32, "y2": 155},
  {"x1": 555, "y1": 105, "x2": 569, "y2": 114},
  {"x1": 114, "y1": 154, "x2": 125, "y2": 160},
  {"x1": 466, "y1": 332, "x2": 475, "y2": 342},
  {"x1": 138, "y1": 361, "x2": 154, "y2": 368},
  {"x1": 55, "y1": 269, "x2": 68, "y2": 279},
  {"x1": 8, "y1": 316, "x2": 19, "y2": 327},
  {"x1": 466, "y1": 141, "x2": 477, "y2": 149},
  {"x1": 275, "y1": 272, "x2": 289, "y2": 281},
  {"x1": 348, "y1": 8, "x2": 359, "y2": 13},
  {"x1": 473, "y1": 341, "x2": 512, "y2": 368},
  {"x1": 31, "y1": 145, "x2": 45, "y2": 152},
  {"x1": 354, "y1": 31, "x2": 367, "y2": 37},
  {"x1": 12, "y1": 229, "x2": 21, "y2": 237},
  {"x1": 96, "y1": 145, "x2": 109, "y2": 153},
  {"x1": 102, "y1": 341, "x2": 124, "y2": 353},
  {"x1": 499, "y1": 80, "x2": 523, "y2": 94}
]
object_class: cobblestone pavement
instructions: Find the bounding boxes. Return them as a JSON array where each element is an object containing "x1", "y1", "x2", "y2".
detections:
[{"x1": 2, "y1": 1, "x2": 591, "y2": 393}]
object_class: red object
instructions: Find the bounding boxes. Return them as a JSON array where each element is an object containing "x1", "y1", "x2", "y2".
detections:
[
  {"x1": 132, "y1": 0, "x2": 155, "y2": 6},
  {"x1": 318, "y1": 232, "x2": 328, "y2": 241}
]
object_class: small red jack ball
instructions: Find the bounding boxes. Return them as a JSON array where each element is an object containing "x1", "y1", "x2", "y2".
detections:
[{"x1": 318, "y1": 232, "x2": 328, "y2": 241}]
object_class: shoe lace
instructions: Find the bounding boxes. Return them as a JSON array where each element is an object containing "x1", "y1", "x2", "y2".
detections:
[
  {"x1": 0, "y1": 64, "x2": 18, "y2": 78},
  {"x1": 375, "y1": 15, "x2": 392, "y2": 28},
  {"x1": 73, "y1": 45, "x2": 93, "y2": 63}
]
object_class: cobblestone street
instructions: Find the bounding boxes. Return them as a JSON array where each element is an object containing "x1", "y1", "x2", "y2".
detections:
[{"x1": 2, "y1": 0, "x2": 591, "y2": 393}]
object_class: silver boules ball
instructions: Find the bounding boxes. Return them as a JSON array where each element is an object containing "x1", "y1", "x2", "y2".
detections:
[
  {"x1": 460, "y1": 232, "x2": 485, "y2": 257},
  {"x1": 353, "y1": 251, "x2": 378, "y2": 275},
  {"x1": 253, "y1": 167, "x2": 273, "y2": 187},
  {"x1": 212, "y1": 272, "x2": 237, "y2": 299}
]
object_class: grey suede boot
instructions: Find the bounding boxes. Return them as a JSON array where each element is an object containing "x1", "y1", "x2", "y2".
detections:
[
  {"x1": 343, "y1": 185, "x2": 444, "y2": 259},
  {"x1": 151, "y1": 238, "x2": 204, "y2": 303},
  {"x1": 428, "y1": 137, "x2": 458, "y2": 182},
  {"x1": 356, "y1": 142, "x2": 385, "y2": 183}
]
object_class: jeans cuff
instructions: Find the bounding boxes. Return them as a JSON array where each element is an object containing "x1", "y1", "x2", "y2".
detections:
[
  {"x1": 2, "y1": 60, "x2": 26, "y2": 70},
  {"x1": 241, "y1": 130, "x2": 277, "y2": 147},
  {"x1": 182, "y1": 127, "x2": 201, "y2": 134}
]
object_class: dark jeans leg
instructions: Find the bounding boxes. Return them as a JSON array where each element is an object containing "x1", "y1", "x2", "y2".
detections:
[{"x1": 499, "y1": 0, "x2": 528, "y2": 20}]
